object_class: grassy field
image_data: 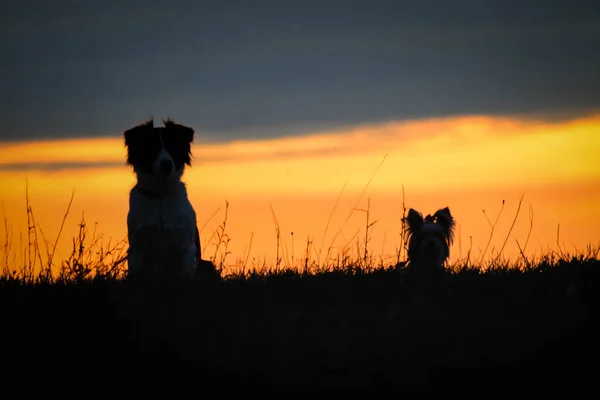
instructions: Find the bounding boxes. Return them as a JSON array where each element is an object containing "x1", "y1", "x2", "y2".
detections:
[
  {"x1": 2, "y1": 251, "x2": 599, "y2": 390},
  {"x1": 1, "y1": 196, "x2": 599, "y2": 391}
]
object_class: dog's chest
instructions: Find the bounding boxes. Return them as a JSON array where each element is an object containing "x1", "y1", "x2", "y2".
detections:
[
  {"x1": 135, "y1": 198, "x2": 193, "y2": 230},
  {"x1": 127, "y1": 188, "x2": 196, "y2": 238}
]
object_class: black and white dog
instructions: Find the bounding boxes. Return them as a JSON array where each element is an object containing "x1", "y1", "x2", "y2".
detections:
[
  {"x1": 123, "y1": 118, "x2": 218, "y2": 281},
  {"x1": 403, "y1": 207, "x2": 456, "y2": 274}
]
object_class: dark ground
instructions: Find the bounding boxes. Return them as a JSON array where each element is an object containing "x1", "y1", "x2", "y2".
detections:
[{"x1": 1, "y1": 258, "x2": 599, "y2": 392}]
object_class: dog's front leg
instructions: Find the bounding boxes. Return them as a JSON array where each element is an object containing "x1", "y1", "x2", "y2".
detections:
[
  {"x1": 126, "y1": 243, "x2": 145, "y2": 278},
  {"x1": 126, "y1": 225, "x2": 153, "y2": 279}
]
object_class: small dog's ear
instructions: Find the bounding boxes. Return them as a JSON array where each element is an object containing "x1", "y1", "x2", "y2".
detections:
[
  {"x1": 124, "y1": 119, "x2": 153, "y2": 147},
  {"x1": 404, "y1": 208, "x2": 424, "y2": 236},
  {"x1": 164, "y1": 118, "x2": 195, "y2": 143},
  {"x1": 433, "y1": 207, "x2": 456, "y2": 245}
]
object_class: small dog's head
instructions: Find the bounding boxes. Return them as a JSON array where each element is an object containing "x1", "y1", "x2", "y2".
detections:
[
  {"x1": 124, "y1": 118, "x2": 194, "y2": 193},
  {"x1": 403, "y1": 207, "x2": 455, "y2": 270}
]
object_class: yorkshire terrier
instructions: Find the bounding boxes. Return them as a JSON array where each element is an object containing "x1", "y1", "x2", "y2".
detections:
[{"x1": 402, "y1": 207, "x2": 456, "y2": 276}]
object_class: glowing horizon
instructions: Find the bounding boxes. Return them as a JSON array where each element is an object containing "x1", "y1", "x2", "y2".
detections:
[{"x1": 1, "y1": 112, "x2": 599, "y2": 273}]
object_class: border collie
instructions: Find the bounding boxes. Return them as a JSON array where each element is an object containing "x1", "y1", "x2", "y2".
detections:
[
  {"x1": 403, "y1": 207, "x2": 456, "y2": 275},
  {"x1": 123, "y1": 118, "x2": 218, "y2": 281}
]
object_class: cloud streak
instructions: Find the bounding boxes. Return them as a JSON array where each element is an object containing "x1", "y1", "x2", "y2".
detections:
[{"x1": 0, "y1": 161, "x2": 124, "y2": 173}]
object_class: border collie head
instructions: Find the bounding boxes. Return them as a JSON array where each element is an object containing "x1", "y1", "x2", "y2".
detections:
[
  {"x1": 124, "y1": 118, "x2": 194, "y2": 194},
  {"x1": 403, "y1": 207, "x2": 456, "y2": 271}
]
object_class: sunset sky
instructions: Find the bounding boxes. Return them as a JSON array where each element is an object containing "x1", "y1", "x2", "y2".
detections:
[{"x1": 1, "y1": 1, "x2": 599, "y2": 273}]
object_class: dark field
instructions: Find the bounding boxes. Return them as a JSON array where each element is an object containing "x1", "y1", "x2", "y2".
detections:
[{"x1": 2, "y1": 255, "x2": 599, "y2": 392}]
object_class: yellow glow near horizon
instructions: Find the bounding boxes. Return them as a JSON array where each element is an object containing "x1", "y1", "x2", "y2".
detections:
[
  {"x1": 2, "y1": 113, "x2": 597, "y2": 194},
  {"x1": 1, "y1": 113, "x2": 599, "y2": 271},
  {"x1": 0, "y1": 137, "x2": 125, "y2": 165}
]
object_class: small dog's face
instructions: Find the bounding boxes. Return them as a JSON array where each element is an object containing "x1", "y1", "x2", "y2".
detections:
[
  {"x1": 124, "y1": 118, "x2": 194, "y2": 190},
  {"x1": 403, "y1": 207, "x2": 455, "y2": 269}
]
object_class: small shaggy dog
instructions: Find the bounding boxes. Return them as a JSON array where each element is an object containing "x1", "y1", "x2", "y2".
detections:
[
  {"x1": 403, "y1": 207, "x2": 456, "y2": 275},
  {"x1": 123, "y1": 118, "x2": 218, "y2": 281}
]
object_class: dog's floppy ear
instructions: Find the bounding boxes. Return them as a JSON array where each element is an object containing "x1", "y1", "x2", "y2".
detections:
[
  {"x1": 163, "y1": 118, "x2": 195, "y2": 143},
  {"x1": 124, "y1": 119, "x2": 153, "y2": 147},
  {"x1": 404, "y1": 208, "x2": 424, "y2": 237},
  {"x1": 433, "y1": 207, "x2": 456, "y2": 245}
]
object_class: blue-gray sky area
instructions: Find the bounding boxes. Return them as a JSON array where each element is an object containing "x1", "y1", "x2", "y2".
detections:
[{"x1": 2, "y1": 0, "x2": 600, "y2": 143}]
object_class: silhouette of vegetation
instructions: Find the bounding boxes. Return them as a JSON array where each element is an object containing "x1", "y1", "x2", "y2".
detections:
[{"x1": 1, "y1": 185, "x2": 599, "y2": 391}]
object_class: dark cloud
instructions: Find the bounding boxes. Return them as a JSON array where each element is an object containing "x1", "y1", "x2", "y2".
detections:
[{"x1": 1, "y1": 0, "x2": 599, "y2": 143}]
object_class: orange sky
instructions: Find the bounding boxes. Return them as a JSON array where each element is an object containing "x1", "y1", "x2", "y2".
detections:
[{"x1": 1, "y1": 113, "x2": 599, "y2": 275}]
